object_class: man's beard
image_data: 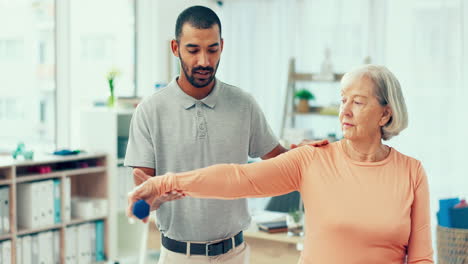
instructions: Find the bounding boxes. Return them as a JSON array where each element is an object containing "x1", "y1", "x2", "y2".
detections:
[{"x1": 179, "y1": 53, "x2": 220, "y2": 88}]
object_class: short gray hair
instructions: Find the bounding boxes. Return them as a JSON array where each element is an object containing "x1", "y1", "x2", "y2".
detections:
[{"x1": 342, "y1": 64, "x2": 408, "y2": 140}]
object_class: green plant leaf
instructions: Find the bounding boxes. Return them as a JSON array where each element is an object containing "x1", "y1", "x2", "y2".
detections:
[{"x1": 294, "y1": 89, "x2": 315, "y2": 100}]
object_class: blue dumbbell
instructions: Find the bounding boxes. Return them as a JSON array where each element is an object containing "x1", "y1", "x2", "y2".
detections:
[{"x1": 133, "y1": 200, "x2": 150, "y2": 219}]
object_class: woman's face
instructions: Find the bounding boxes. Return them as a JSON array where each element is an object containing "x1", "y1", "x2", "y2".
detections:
[{"x1": 339, "y1": 76, "x2": 392, "y2": 142}]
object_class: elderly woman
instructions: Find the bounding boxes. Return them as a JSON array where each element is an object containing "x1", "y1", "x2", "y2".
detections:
[{"x1": 128, "y1": 65, "x2": 433, "y2": 263}]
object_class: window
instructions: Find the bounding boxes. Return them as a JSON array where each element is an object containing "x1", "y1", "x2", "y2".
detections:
[
  {"x1": 68, "y1": 0, "x2": 136, "y2": 144},
  {"x1": 0, "y1": 0, "x2": 56, "y2": 153}
]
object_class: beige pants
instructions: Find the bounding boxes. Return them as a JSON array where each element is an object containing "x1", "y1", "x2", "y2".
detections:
[{"x1": 157, "y1": 242, "x2": 250, "y2": 264}]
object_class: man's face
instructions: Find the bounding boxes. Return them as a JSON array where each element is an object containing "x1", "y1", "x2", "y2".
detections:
[{"x1": 174, "y1": 23, "x2": 223, "y2": 88}]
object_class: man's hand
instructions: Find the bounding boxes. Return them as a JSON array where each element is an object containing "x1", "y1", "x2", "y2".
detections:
[
  {"x1": 290, "y1": 139, "x2": 329, "y2": 149},
  {"x1": 128, "y1": 169, "x2": 185, "y2": 223}
]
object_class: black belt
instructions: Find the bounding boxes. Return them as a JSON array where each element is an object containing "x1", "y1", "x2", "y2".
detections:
[{"x1": 161, "y1": 231, "x2": 244, "y2": 256}]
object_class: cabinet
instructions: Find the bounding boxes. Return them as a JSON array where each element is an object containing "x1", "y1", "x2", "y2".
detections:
[
  {"x1": 280, "y1": 58, "x2": 343, "y2": 142},
  {"x1": 0, "y1": 153, "x2": 109, "y2": 263},
  {"x1": 80, "y1": 107, "x2": 144, "y2": 262}
]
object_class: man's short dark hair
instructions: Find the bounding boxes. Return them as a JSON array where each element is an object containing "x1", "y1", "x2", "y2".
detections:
[{"x1": 175, "y1": 6, "x2": 222, "y2": 41}]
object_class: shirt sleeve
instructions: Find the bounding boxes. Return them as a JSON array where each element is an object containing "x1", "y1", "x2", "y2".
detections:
[
  {"x1": 247, "y1": 95, "x2": 279, "y2": 158},
  {"x1": 124, "y1": 104, "x2": 156, "y2": 169},
  {"x1": 407, "y1": 163, "x2": 434, "y2": 263},
  {"x1": 156, "y1": 146, "x2": 315, "y2": 199}
]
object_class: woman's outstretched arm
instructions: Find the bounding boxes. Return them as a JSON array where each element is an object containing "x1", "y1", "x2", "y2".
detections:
[{"x1": 127, "y1": 146, "x2": 315, "y2": 218}]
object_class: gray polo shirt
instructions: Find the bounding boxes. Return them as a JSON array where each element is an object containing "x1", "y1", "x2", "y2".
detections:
[{"x1": 124, "y1": 78, "x2": 278, "y2": 242}]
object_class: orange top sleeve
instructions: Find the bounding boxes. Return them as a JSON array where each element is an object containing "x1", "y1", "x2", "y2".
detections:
[{"x1": 156, "y1": 145, "x2": 309, "y2": 199}]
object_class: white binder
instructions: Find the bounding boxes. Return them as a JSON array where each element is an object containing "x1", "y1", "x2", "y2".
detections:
[
  {"x1": 22, "y1": 236, "x2": 32, "y2": 264},
  {"x1": 2, "y1": 239, "x2": 12, "y2": 264},
  {"x1": 63, "y1": 178, "x2": 71, "y2": 222},
  {"x1": 17, "y1": 183, "x2": 41, "y2": 229},
  {"x1": 42, "y1": 180, "x2": 55, "y2": 226},
  {"x1": 0, "y1": 188, "x2": 4, "y2": 234},
  {"x1": 0, "y1": 187, "x2": 10, "y2": 233},
  {"x1": 31, "y1": 235, "x2": 39, "y2": 264},
  {"x1": 53, "y1": 231, "x2": 60, "y2": 264},
  {"x1": 89, "y1": 222, "x2": 96, "y2": 261},
  {"x1": 38, "y1": 231, "x2": 53, "y2": 264},
  {"x1": 16, "y1": 236, "x2": 23, "y2": 264},
  {"x1": 77, "y1": 224, "x2": 88, "y2": 264},
  {"x1": 65, "y1": 226, "x2": 77, "y2": 264}
]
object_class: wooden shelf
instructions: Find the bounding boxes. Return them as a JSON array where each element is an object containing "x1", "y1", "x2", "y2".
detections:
[
  {"x1": 16, "y1": 172, "x2": 63, "y2": 183},
  {"x1": 290, "y1": 105, "x2": 339, "y2": 117},
  {"x1": 292, "y1": 112, "x2": 338, "y2": 117},
  {"x1": 17, "y1": 223, "x2": 63, "y2": 236},
  {"x1": 15, "y1": 166, "x2": 106, "y2": 183},
  {"x1": 0, "y1": 179, "x2": 12, "y2": 186},
  {"x1": 0, "y1": 153, "x2": 107, "y2": 167},
  {"x1": 244, "y1": 229, "x2": 303, "y2": 245},
  {"x1": 65, "y1": 166, "x2": 106, "y2": 176},
  {"x1": 17, "y1": 217, "x2": 108, "y2": 236},
  {"x1": 0, "y1": 233, "x2": 11, "y2": 241},
  {"x1": 292, "y1": 73, "x2": 342, "y2": 83},
  {"x1": 66, "y1": 216, "x2": 107, "y2": 226}
]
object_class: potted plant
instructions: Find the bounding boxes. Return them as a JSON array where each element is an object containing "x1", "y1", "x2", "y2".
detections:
[
  {"x1": 294, "y1": 89, "x2": 315, "y2": 113},
  {"x1": 106, "y1": 68, "x2": 120, "y2": 107},
  {"x1": 287, "y1": 209, "x2": 304, "y2": 236}
]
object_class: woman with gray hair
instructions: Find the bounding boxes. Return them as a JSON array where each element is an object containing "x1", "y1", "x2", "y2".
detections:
[{"x1": 128, "y1": 65, "x2": 433, "y2": 263}]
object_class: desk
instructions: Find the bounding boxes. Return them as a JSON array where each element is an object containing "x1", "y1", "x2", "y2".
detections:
[
  {"x1": 243, "y1": 229, "x2": 301, "y2": 264},
  {"x1": 147, "y1": 221, "x2": 301, "y2": 263}
]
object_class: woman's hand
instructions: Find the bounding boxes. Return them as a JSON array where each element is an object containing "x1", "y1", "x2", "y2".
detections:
[
  {"x1": 127, "y1": 169, "x2": 185, "y2": 223},
  {"x1": 150, "y1": 191, "x2": 185, "y2": 211}
]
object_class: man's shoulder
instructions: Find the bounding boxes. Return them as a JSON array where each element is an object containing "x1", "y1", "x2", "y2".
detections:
[
  {"x1": 138, "y1": 86, "x2": 174, "y2": 109},
  {"x1": 218, "y1": 80, "x2": 256, "y2": 104}
]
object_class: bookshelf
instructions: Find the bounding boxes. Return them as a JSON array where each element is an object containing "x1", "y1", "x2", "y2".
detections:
[
  {"x1": 280, "y1": 57, "x2": 342, "y2": 140},
  {"x1": 0, "y1": 153, "x2": 109, "y2": 263},
  {"x1": 80, "y1": 107, "x2": 145, "y2": 261}
]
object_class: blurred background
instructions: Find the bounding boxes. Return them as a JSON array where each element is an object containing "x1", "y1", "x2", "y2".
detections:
[{"x1": 0, "y1": 0, "x2": 467, "y2": 263}]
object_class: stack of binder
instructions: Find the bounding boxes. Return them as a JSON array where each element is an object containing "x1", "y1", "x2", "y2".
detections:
[
  {"x1": 65, "y1": 221, "x2": 105, "y2": 263},
  {"x1": 17, "y1": 179, "x2": 65, "y2": 229},
  {"x1": 16, "y1": 231, "x2": 60, "y2": 264}
]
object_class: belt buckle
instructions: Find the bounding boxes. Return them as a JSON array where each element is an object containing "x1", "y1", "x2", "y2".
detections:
[{"x1": 205, "y1": 241, "x2": 215, "y2": 257}]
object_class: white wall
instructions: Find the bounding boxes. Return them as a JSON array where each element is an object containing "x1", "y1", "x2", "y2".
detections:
[{"x1": 382, "y1": 0, "x2": 468, "y2": 245}]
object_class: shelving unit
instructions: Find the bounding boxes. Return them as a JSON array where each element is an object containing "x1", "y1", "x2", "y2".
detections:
[
  {"x1": 0, "y1": 153, "x2": 109, "y2": 263},
  {"x1": 280, "y1": 57, "x2": 342, "y2": 140},
  {"x1": 80, "y1": 107, "x2": 144, "y2": 262}
]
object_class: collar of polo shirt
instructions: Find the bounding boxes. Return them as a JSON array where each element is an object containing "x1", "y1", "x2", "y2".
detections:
[{"x1": 173, "y1": 77, "x2": 220, "y2": 110}]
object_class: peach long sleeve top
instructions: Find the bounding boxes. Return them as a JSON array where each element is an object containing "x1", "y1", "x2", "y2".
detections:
[{"x1": 154, "y1": 141, "x2": 434, "y2": 263}]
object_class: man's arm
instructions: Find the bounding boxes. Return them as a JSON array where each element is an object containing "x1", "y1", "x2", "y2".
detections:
[{"x1": 261, "y1": 144, "x2": 288, "y2": 160}]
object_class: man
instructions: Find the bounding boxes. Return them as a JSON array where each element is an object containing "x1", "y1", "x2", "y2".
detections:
[{"x1": 125, "y1": 5, "x2": 325, "y2": 263}]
